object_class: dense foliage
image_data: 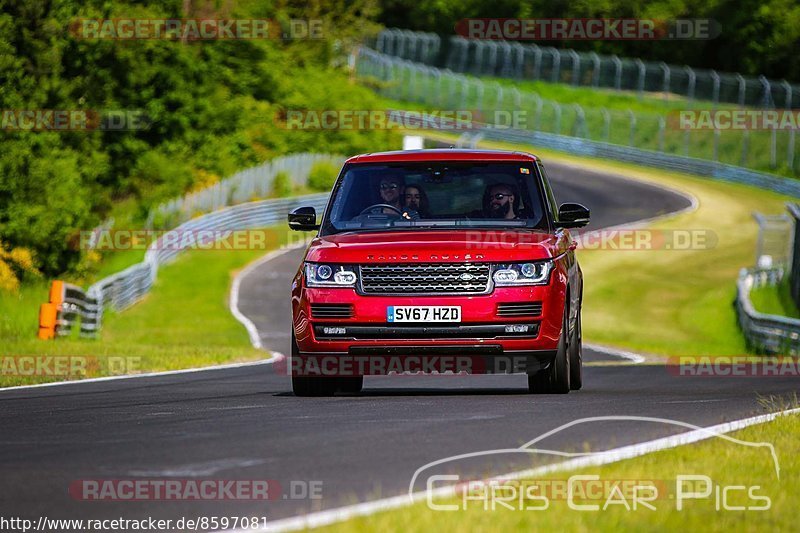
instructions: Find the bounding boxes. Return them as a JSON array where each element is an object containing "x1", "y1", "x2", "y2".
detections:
[
  {"x1": 379, "y1": 0, "x2": 800, "y2": 81},
  {"x1": 0, "y1": 0, "x2": 392, "y2": 280}
]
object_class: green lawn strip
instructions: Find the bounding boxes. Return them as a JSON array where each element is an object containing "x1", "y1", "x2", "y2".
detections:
[
  {"x1": 0, "y1": 225, "x2": 294, "y2": 387},
  {"x1": 317, "y1": 411, "x2": 799, "y2": 532},
  {"x1": 419, "y1": 131, "x2": 793, "y2": 356},
  {"x1": 375, "y1": 73, "x2": 797, "y2": 176},
  {"x1": 750, "y1": 280, "x2": 800, "y2": 319}
]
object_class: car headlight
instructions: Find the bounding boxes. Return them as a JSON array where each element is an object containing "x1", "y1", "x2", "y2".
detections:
[
  {"x1": 492, "y1": 261, "x2": 553, "y2": 286},
  {"x1": 305, "y1": 263, "x2": 358, "y2": 288}
]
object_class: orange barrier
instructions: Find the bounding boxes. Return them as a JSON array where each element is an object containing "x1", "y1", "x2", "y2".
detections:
[{"x1": 37, "y1": 280, "x2": 64, "y2": 340}]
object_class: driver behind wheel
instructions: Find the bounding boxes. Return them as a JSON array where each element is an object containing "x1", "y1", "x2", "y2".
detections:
[{"x1": 378, "y1": 175, "x2": 404, "y2": 213}]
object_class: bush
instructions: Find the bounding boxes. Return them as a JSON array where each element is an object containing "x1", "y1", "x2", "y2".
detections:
[
  {"x1": 307, "y1": 162, "x2": 340, "y2": 192},
  {"x1": 271, "y1": 171, "x2": 293, "y2": 197}
]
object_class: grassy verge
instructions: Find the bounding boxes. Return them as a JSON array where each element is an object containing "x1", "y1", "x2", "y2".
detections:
[
  {"x1": 365, "y1": 68, "x2": 798, "y2": 176},
  {"x1": 319, "y1": 409, "x2": 799, "y2": 532},
  {"x1": 750, "y1": 280, "x2": 800, "y2": 319},
  {"x1": 0, "y1": 225, "x2": 295, "y2": 388},
  {"x1": 421, "y1": 131, "x2": 793, "y2": 357}
]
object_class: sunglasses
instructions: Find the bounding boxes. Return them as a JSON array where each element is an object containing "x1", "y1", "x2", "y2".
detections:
[
  {"x1": 380, "y1": 183, "x2": 400, "y2": 191},
  {"x1": 491, "y1": 193, "x2": 512, "y2": 200}
]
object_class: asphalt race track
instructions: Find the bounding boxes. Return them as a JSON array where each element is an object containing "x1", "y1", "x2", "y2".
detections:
[{"x1": 1, "y1": 161, "x2": 796, "y2": 527}]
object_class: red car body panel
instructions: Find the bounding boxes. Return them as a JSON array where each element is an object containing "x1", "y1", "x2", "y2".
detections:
[{"x1": 290, "y1": 149, "x2": 582, "y2": 375}]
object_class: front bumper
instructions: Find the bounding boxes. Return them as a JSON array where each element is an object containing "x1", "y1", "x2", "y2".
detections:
[{"x1": 292, "y1": 284, "x2": 565, "y2": 375}]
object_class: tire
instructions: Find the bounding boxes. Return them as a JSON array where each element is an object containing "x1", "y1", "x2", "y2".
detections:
[
  {"x1": 569, "y1": 303, "x2": 583, "y2": 391},
  {"x1": 337, "y1": 376, "x2": 364, "y2": 394},
  {"x1": 291, "y1": 332, "x2": 337, "y2": 397},
  {"x1": 528, "y1": 301, "x2": 571, "y2": 394}
]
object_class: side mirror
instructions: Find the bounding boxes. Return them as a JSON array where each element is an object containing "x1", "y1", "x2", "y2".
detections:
[
  {"x1": 288, "y1": 206, "x2": 320, "y2": 231},
  {"x1": 557, "y1": 203, "x2": 590, "y2": 228}
]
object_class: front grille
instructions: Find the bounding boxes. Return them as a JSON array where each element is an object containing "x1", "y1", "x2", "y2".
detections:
[
  {"x1": 359, "y1": 263, "x2": 491, "y2": 295},
  {"x1": 310, "y1": 304, "x2": 354, "y2": 318},
  {"x1": 497, "y1": 302, "x2": 543, "y2": 317}
]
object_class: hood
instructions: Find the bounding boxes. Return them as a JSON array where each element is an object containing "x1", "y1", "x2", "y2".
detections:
[{"x1": 304, "y1": 230, "x2": 560, "y2": 264}]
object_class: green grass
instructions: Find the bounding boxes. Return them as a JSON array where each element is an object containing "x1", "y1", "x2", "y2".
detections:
[
  {"x1": 750, "y1": 280, "x2": 800, "y2": 319},
  {"x1": 0, "y1": 225, "x2": 295, "y2": 387},
  {"x1": 359, "y1": 64, "x2": 800, "y2": 177},
  {"x1": 421, "y1": 130, "x2": 793, "y2": 357},
  {"x1": 318, "y1": 408, "x2": 800, "y2": 532}
]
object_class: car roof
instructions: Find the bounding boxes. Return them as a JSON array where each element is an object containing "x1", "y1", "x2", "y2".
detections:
[{"x1": 344, "y1": 149, "x2": 539, "y2": 164}]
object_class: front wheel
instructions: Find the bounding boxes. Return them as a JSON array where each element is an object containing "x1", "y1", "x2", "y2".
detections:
[
  {"x1": 528, "y1": 302, "x2": 571, "y2": 394},
  {"x1": 291, "y1": 332, "x2": 337, "y2": 397}
]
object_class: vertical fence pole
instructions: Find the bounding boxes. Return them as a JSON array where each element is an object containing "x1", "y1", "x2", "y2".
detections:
[
  {"x1": 658, "y1": 116, "x2": 666, "y2": 152},
  {"x1": 627, "y1": 109, "x2": 636, "y2": 146},
  {"x1": 601, "y1": 108, "x2": 610, "y2": 141},
  {"x1": 711, "y1": 70, "x2": 720, "y2": 108},
  {"x1": 569, "y1": 50, "x2": 581, "y2": 86},
  {"x1": 685, "y1": 65, "x2": 696, "y2": 105},
  {"x1": 635, "y1": 59, "x2": 645, "y2": 100},
  {"x1": 783, "y1": 80, "x2": 795, "y2": 170},
  {"x1": 590, "y1": 52, "x2": 600, "y2": 88},
  {"x1": 660, "y1": 62, "x2": 670, "y2": 102},
  {"x1": 612, "y1": 55, "x2": 622, "y2": 91}
]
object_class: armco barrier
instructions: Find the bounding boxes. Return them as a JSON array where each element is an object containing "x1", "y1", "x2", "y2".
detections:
[
  {"x1": 735, "y1": 268, "x2": 800, "y2": 355},
  {"x1": 38, "y1": 280, "x2": 100, "y2": 339},
  {"x1": 39, "y1": 191, "x2": 331, "y2": 339}
]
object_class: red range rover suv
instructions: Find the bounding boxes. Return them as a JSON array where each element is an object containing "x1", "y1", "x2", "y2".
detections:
[{"x1": 288, "y1": 149, "x2": 589, "y2": 396}]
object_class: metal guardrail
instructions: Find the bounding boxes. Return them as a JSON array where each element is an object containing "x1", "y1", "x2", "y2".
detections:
[
  {"x1": 40, "y1": 152, "x2": 341, "y2": 339},
  {"x1": 376, "y1": 28, "x2": 800, "y2": 109},
  {"x1": 735, "y1": 268, "x2": 800, "y2": 355},
  {"x1": 145, "y1": 153, "x2": 344, "y2": 229},
  {"x1": 358, "y1": 45, "x2": 800, "y2": 175}
]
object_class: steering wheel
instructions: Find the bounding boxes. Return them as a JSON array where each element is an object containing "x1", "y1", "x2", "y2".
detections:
[{"x1": 359, "y1": 204, "x2": 404, "y2": 216}]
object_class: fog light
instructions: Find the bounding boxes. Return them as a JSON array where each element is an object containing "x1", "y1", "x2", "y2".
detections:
[
  {"x1": 505, "y1": 324, "x2": 530, "y2": 333},
  {"x1": 323, "y1": 327, "x2": 346, "y2": 335}
]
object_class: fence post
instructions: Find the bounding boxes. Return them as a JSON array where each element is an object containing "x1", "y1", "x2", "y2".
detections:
[
  {"x1": 711, "y1": 70, "x2": 720, "y2": 108},
  {"x1": 612, "y1": 55, "x2": 622, "y2": 90},
  {"x1": 601, "y1": 108, "x2": 610, "y2": 141},
  {"x1": 684, "y1": 65, "x2": 696, "y2": 104},
  {"x1": 658, "y1": 116, "x2": 666, "y2": 152},
  {"x1": 783, "y1": 80, "x2": 795, "y2": 170},
  {"x1": 552, "y1": 102, "x2": 562, "y2": 134},
  {"x1": 627, "y1": 109, "x2": 636, "y2": 146},
  {"x1": 660, "y1": 62, "x2": 670, "y2": 102},
  {"x1": 736, "y1": 73, "x2": 746, "y2": 107},
  {"x1": 513, "y1": 43, "x2": 524, "y2": 79},
  {"x1": 573, "y1": 104, "x2": 586, "y2": 137},
  {"x1": 590, "y1": 52, "x2": 600, "y2": 87},
  {"x1": 532, "y1": 44, "x2": 542, "y2": 81},
  {"x1": 635, "y1": 58, "x2": 645, "y2": 100},
  {"x1": 569, "y1": 50, "x2": 580, "y2": 86},
  {"x1": 550, "y1": 48, "x2": 560, "y2": 83},
  {"x1": 741, "y1": 130, "x2": 750, "y2": 167},
  {"x1": 760, "y1": 75, "x2": 773, "y2": 107}
]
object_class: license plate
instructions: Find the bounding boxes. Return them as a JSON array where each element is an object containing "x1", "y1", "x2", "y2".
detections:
[{"x1": 387, "y1": 306, "x2": 461, "y2": 323}]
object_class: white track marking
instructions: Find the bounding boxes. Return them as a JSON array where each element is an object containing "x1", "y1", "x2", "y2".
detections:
[
  {"x1": 230, "y1": 241, "x2": 308, "y2": 350},
  {"x1": 584, "y1": 343, "x2": 647, "y2": 364},
  {"x1": 228, "y1": 408, "x2": 799, "y2": 532},
  {"x1": 0, "y1": 359, "x2": 276, "y2": 393}
]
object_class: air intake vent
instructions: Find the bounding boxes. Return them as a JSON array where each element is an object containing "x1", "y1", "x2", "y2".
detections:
[
  {"x1": 359, "y1": 263, "x2": 491, "y2": 295},
  {"x1": 310, "y1": 304, "x2": 354, "y2": 319},
  {"x1": 497, "y1": 302, "x2": 543, "y2": 317}
]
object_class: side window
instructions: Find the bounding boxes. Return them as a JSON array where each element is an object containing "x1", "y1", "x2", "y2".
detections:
[{"x1": 538, "y1": 162, "x2": 559, "y2": 223}]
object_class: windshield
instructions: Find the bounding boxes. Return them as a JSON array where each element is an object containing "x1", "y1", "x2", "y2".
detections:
[{"x1": 321, "y1": 161, "x2": 549, "y2": 234}]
